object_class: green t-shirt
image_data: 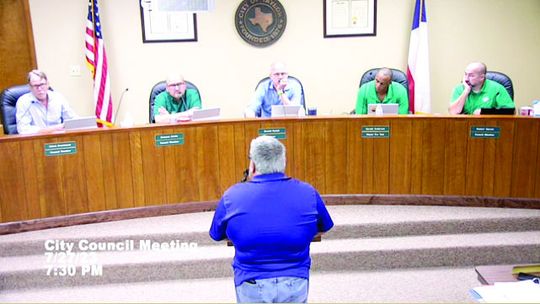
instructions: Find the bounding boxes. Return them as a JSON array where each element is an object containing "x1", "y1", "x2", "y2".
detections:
[
  {"x1": 451, "y1": 79, "x2": 514, "y2": 114},
  {"x1": 153, "y1": 88, "x2": 201, "y2": 116},
  {"x1": 355, "y1": 80, "x2": 409, "y2": 114}
]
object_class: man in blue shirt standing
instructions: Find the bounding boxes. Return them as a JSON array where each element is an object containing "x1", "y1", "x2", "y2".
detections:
[
  {"x1": 209, "y1": 136, "x2": 334, "y2": 303},
  {"x1": 245, "y1": 62, "x2": 304, "y2": 118}
]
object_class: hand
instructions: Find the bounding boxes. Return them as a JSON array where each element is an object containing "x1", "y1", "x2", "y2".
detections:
[
  {"x1": 277, "y1": 78, "x2": 287, "y2": 91},
  {"x1": 462, "y1": 77, "x2": 472, "y2": 94},
  {"x1": 158, "y1": 107, "x2": 169, "y2": 115}
]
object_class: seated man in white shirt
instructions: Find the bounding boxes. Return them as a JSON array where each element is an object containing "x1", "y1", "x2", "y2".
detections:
[
  {"x1": 245, "y1": 62, "x2": 304, "y2": 118},
  {"x1": 16, "y1": 70, "x2": 77, "y2": 134}
]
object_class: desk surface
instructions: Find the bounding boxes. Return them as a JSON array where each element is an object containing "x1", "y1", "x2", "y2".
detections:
[
  {"x1": 1, "y1": 115, "x2": 540, "y2": 224},
  {"x1": 475, "y1": 265, "x2": 517, "y2": 285}
]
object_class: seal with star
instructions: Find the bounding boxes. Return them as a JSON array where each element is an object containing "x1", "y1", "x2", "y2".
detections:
[{"x1": 235, "y1": 0, "x2": 287, "y2": 47}]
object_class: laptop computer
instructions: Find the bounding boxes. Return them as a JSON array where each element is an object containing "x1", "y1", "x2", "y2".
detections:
[
  {"x1": 480, "y1": 107, "x2": 515, "y2": 115},
  {"x1": 64, "y1": 116, "x2": 98, "y2": 130},
  {"x1": 191, "y1": 107, "x2": 221, "y2": 121},
  {"x1": 367, "y1": 103, "x2": 399, "y2": 115},
  {"x1": 271, "y1": 105, "x2": 302, "y2": 117}
]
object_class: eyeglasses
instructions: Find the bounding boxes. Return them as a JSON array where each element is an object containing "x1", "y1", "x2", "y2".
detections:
[
  {"x1": 30, "y1": 82, "x2": 48, "y2": 89},
  {"x1": 167, "y1": 82, "x2": 186, "y2": 88}
]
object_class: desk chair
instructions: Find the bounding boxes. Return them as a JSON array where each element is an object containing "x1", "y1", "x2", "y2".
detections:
[
  {"x1": 486, "y1": 71, "x2": 514, "y2": 100},
  {"x1": 254, "y1": 76, "x2": 306, "y2": 116},
  {"x1": 0, "y1": 84, "x2": 31, "y2": 135},
  {"x1": 148, "y1": 80, "x2": 202, "y2": 123}
]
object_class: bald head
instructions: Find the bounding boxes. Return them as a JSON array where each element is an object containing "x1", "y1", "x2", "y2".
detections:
[
  {"x1": 375, "y1": 68, "x2": 393, "y2": 94},
  {"x1": 464, "y1": 62, "x2": 487, "y2": 89}
]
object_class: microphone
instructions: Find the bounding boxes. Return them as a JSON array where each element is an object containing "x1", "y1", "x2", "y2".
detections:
[{"x1": 113, "y1": 88, "x2": 129, "y2": 125}]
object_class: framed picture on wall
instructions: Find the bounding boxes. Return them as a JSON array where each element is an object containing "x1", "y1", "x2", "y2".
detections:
[
  {"x1": 323, "y1": 0, "x2": 377, "y2": 38},
  {"x1": 139, "y1": 1, "x2": 198, "y2": 43}
]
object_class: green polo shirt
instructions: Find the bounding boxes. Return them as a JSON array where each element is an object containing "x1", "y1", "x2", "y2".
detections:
[
  {"x1": 355, "y1": 80, "x2": 409, "y2": 114},
  {"x1": 451, "y1": 79, "x2": 514, "y2": 114},
  {"x1": 153, "y1": 88, "x2": 201, "y2": 116}
]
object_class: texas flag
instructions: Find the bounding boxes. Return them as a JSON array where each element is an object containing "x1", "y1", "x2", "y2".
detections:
[{"x1": 407, "y1": 0, "x2": 431, "y2": 114}]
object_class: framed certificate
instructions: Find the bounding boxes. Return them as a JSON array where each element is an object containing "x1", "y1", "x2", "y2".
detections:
[
  {"x1": 323, "y1": 0, "x2": 377, "y2": 38},
  {"x1": 139, "y1": 0, "x2": 198, "y2": 43}
]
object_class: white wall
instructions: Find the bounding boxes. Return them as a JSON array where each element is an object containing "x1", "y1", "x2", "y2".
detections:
[{"x1": 28, "y1": 0, "x2": 540, "y2": 124}]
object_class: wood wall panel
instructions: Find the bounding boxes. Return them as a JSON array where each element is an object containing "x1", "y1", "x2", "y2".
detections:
[
  {"x1": 372, "y1": 119, "x2": 390, "y2": 194},
  {"x1": 41, "y1": 139, "x2": 66, "y2": 217},
  {"x1": 129, "y1": 131, "x2": 145, "y2": 207},
  {"x1": 346, "y1": 120, "x2": 363, "y2": 194},
  {"x1": 1, "y1": 116, "x2": 540, "y2": 223},
  {"x1": 81, "y1": 135, "x2": 103, "y2": 213},
  {"x1": 410, "y1": 120, "x2": 424, "y2": 194},
  {"x1": 421, "y1": 119, "x2": 446, "y2": 194},
  {"x1": 196, "y1": 125, "x2": 220, "y2": 201},
  {"x1": 99, "y1": 134, "x2": 119, "y2": 211},
  {"x1": 493, "y1": 120, "x2": 514, "y2": 197},
  {"x1": 140, "y1": 129, "x2": 166, "y2": 205},
  {"x1": 443, "y1": 120, "x2": 468, "y2": 195},
  {"x1": 112, "y1": 132, "x2": 135, "y2": 210},
  {"x1": 325, "y1": 119, "x2": 347, "y2": 194},
  {"x1": 20, "y1": 140, "x2": 40, "y2": 219},
  {"x1": 303, "y1": 121, "x2": 327, "y2": 192},
  {"x1": 0, "y1": 141, "x2": 27, "y2": 221},
  {"x1": 389, "y1": 120, "x2": 412, "y2": 194},
  {"x1": 174, "y1": 126, "x2": 199, "y2": 203},
  {"x1": 511, "y1": 119, "x2": 539, "y2": 197}
]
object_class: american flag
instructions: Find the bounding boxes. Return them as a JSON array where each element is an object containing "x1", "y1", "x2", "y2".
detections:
[{"x1": 85, "y1": 0, "x2": 113, "y2": 125}]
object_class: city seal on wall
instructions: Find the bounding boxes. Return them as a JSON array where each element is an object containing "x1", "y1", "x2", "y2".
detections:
[{"x1": 235, "y1": 0, "x2": 287, "y2": 47}]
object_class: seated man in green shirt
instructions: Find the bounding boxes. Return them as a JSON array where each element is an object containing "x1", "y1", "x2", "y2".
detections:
[
  {"x1": 449, "y1": 62, "x2": 514, "y2": 115},
  {"x1": 355, "y1": 68, "x2": 409, "y2": 115},
  {"x1": 153, "y1": 73, "x2": 201, "y2": 123}
]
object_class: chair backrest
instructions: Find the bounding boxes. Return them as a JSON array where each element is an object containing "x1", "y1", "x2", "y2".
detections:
[
  {"x1": 148, "y1": 80, "x2": 202, "y2": 123},
  {"x1": 486, "y1": 71, "x2": 514, "y2": 100},
  {"x1": 0, "y1": 84, "x2": 31, "y2": 134},
  {"x1": 255, "y1": 76, "x2": 306, "y2": 115},
  {"x1": 359, "y1": 68, "x2": 409, "y2": 95}
]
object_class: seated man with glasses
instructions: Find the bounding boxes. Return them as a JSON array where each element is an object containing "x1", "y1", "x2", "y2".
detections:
[
  {"x1": 16, "y1": 69, "x2": 77, "y2": 134},
  {"x1": 154, "y1": 73, "x2": 201, "y2": 123},
  {"x1": 245, "y1": 62, "x2": 304, "y2": 118}
]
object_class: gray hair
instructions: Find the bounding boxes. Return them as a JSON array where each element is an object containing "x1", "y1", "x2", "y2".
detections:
[
  {"x1": 249, "y1": 136, "x2": 286, "y2": 174},
  {"x1": 27, "y1": 69, "x2": 47, "y2": 83}
]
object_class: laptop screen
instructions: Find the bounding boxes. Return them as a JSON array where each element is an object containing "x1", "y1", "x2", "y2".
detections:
[
  {"x1": 480, "y1": 108, "x2": 515, "y2": 115},
  {"x1": 367, "y1": 103, "x2": 399, "y2": 115},
  {"x1": 271, "y1": 105, "x2": 302, "y2": 117},
  {"x1": 191, "y1": 107, "x2": 221, "y2": 121},
  {"x1": 64, "y1": 116, "x2": 98, "y2": 130}
]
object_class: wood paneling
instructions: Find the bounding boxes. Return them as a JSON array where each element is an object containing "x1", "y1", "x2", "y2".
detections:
[
  {"x1": 1, "y1": 116, "x2": 540, "y2": 223},
  {"x1": 0, "y1": 0, "x2": 36, "y2": 90}
]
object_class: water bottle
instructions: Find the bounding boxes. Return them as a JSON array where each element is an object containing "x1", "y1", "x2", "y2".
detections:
[{"x1": 533, "y1": 100, "x2": 540, "y2": 118}]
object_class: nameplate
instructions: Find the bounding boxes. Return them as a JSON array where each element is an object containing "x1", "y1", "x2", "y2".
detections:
[
  {"x1": 155, "y1": 133, "x2": 185, "y2": 147},
  {"x1": 362, "y1": 126, "x2": 390, "y2": 138},
  {"x1": 259, "y1": 128, "x2": 286, "y2": 139},
  {"x1": 45, "y1": 141, "x2": 77, "y2": 157},
  {"x1": 470, "y1": 126, "x2": 500, "y2": 139}
]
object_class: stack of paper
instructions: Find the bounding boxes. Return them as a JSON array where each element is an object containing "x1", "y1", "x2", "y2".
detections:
[{"x1": 470, "y1": 279, "x2": 540, "y2": 303}]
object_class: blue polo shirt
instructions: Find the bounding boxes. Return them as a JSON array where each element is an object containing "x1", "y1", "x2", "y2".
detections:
[{"x1": 209, "y1": 172, "x2": 334, "y2": 286}]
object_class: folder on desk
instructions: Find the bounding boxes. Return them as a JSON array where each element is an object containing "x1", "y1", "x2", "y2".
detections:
[{"x1": 512, "y1": 264, "x2": 540, "y2": 277}]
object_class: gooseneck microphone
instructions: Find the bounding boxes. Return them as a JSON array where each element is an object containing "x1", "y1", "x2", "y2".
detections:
[{"x1": 113, "y1": 88, "x2": 129, "y2": 125}]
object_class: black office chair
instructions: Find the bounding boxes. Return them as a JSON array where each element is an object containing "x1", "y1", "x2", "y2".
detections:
[
  {"x1": 148, "y1": 80, "x2": 202, "y2": 123},
  {"x1": 486, "y1": 71, "x2": 514, "y2": 100},
  {"x1": 254, "y1": 76, "x2": 306, "y2": 116},
  {"x1": 352, "y1": 68, "x2": 409, "y2": 114},
  {"x1": 0, "y1": 84, "x2": 31, "y2": 135}
]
